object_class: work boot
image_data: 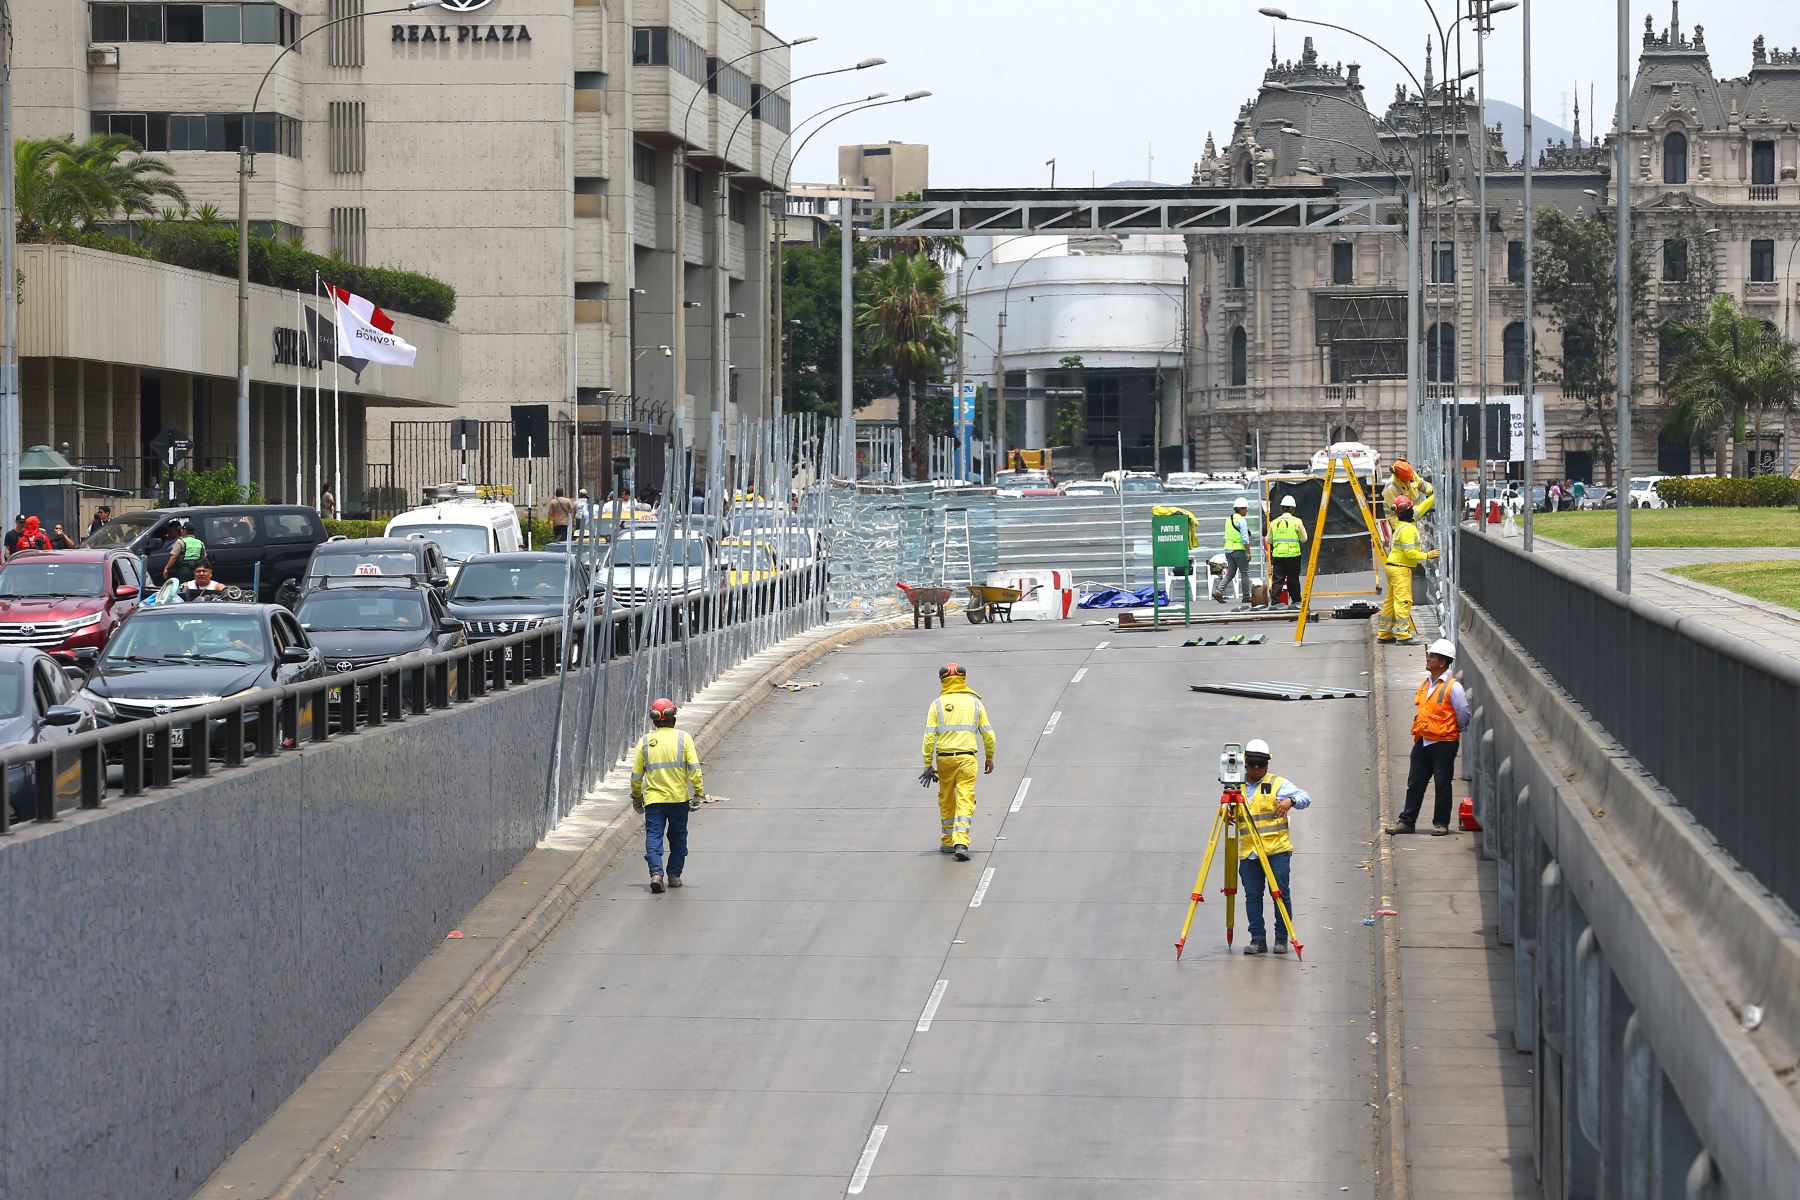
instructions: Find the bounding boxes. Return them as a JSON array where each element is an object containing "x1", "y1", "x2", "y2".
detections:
[
  {"x1": 1431, "y1": 824, "x2": 1452, "y2": 836},
  {"x1": 668, "y1": 875, "x2": 684, "y2": 888},
  {"x1": 939, "y1": 843, "x2": 956, "y2": 854},
  {"x1": 649, "y1": 873, "x2": 666, "y2": 894},
  {"x1": 1273, "y1": 939, "x2": 1289, "y2": 955},
  {"x1": 1395, "y1": 638, "x2": 1421, "y2": 646},
  {"x1": 1384, "y1": 820, "x2": 1415, "y2": 836},
  {"x1": 1376, "y1": 637, "x2": 1396, "y2": 644},
  {"x1": 1244, "y1": 940, "x2": 1268, "y2": 955},
  {"x1": 953, "y1": 843, "x2": 971, "y2": 861}
]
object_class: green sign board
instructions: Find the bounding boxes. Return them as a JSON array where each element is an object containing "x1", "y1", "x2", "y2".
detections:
[{"x1": 1151, "y1": 513, "x2": 1192, "y2": 571}]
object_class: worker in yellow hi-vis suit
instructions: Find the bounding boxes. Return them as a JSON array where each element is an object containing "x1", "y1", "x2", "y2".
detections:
[
  {"x1": 1382, "y1": 459, "x2": 1436, "y2": 518},
  {"x1": 920, "y1": 662, "x2": 997, "y2": 862},
  {"x1": 1378, "y1": 495, "x2": 1439, "y2": 645}
]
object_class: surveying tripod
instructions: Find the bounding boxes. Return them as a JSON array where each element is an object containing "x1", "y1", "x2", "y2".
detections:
[{"x1": 1175, "y1": 779, "x2": 1303, "y2": 961}]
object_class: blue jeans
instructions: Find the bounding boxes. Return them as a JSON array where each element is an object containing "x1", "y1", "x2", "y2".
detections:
[
  {"x1": 1238, "y1": 851, "x2": 1293, "y2": 943},
  {"x1": 644, "y1": 802, "x2": 690, "y2": 877}
]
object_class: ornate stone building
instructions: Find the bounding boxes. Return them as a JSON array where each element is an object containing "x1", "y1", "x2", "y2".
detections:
[{"x1": 1187, "y1": 4, "x2": 1800, "y2": 481}]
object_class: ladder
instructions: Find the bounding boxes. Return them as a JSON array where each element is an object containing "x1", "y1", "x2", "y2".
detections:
[{"x1": 941, "y1": 508, "x2": 974, "y2": 587}]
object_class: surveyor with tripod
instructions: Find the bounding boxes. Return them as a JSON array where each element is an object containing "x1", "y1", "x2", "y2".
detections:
[{"x1": 1238, "y1": 739, "x2": 1312, "y2": 955}]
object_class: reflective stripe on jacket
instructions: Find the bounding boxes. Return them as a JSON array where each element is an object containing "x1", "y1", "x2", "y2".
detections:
[
  {"x1": 1386, "y1": 521, "x2": 1430, "y2": 569},
  {"x1": 1412, "y1": 675, "x2": 1462, "y2": 743},
  {"x1": 1239, "y1": 773, "x2": 1309, "y2": 860},
  {"x1": 922, "y1": 682, "x2": 996, "y2": 765},
  {"x1": 1269, "y1": 514, "x2": 1306, "y2": 558},
  {"x1": 1223, "y1": 514, "x2": 1248, "y2": 552},
  {"x1": 631, "y1": 728, "x2": 704, "y2": 805}
]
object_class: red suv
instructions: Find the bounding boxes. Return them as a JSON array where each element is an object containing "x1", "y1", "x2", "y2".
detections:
[{"x1": 0, "y1": 550, "x2": 143, "y2": 663}]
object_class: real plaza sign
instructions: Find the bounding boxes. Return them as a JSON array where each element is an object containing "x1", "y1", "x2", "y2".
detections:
[{"x1": 393, "y1": 21, "x2": 530, "y2": 43}]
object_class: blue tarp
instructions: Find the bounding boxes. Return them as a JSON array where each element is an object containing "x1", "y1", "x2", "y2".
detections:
[{"x1": 1078, "y1": 586, "x2": 1168, "y2": 609}]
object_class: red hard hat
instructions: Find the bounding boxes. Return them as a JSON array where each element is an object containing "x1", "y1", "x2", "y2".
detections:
[
  {"x1": 938, "y1": 662, "x2": 966, "y2": 680},
  {"x1": 650, "y1": 698, "x2": 678, "y2": 724},
  {"x1": 1392, "y1": 494, "x2": 1415, "y2": 515}
]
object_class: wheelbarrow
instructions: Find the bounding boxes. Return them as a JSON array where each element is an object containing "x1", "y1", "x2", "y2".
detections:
[
  {"x1": 896, "y1": 581, "x2": 953, "y2": 629},
  {"x1": 965, "y1": 583, "x2": 1041, "y2": 624}
]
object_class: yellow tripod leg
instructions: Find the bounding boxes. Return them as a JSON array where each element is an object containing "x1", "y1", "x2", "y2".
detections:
[
  {"x1": 1223, "y1": 799, "x2": 1240, "y2": 947},
  {"x1": 1294, "y1": 467, "x2": 1334, "y2": 645},
  {"x1": 1175, "y1": 804, "x2": 1230, "y2": 960},
  {"x1": 1239, "y1": 816, "x2": 1304, "y2": 960}
]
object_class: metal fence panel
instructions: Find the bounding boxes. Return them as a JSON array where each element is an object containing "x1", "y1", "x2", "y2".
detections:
[{"x1": 995, "y1": 493, "x2": 1264, "y2": 591}]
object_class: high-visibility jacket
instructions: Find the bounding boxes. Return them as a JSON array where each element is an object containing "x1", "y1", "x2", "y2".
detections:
[
  {"x1": 631, "y1": 727, "x2": 704, "y2": 806},
  {"x1": 1383, "y1": 476, "x2": 1436, "y2": 518},
  {"x1": 1223, "y1": 514, "x2": 1249, "y2": 552},
  {"x1": 1412, "y1": 674, "x2": 1463, "y2": 743},
  {"x1": 1386, "y1": 520, "x2": 1431, "y2": 569},
  {"x1": 175, "y1": 535, "x2": 205, "y2": 563},
  {"x1": 922, "y1": 680, "x2": 996, "y2": 765},
  {"x1": 1268, "y1": 513, "x2": 1307, "y2": 558},
  {"x1": 1238, "y1": 773, "x2": 1311, "y2": 860}
]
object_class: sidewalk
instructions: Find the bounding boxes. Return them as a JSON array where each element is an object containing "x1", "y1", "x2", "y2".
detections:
[{"x1": 1376, "y1": 610, "x2": 1537, "y2": 1196}]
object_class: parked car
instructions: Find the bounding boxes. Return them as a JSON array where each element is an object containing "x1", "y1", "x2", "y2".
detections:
[
  {"x1": 994, "y1": 469, "x2": 1053, "y2": 498},
  {"x1": 384, "y1": 492, "x2": 524, "y2": 580},
  {"x1": 1059, "y1": 480, "x2": 1117, "y2": 497},
  {"x1": 0, "y1": 646, "x2": 101, "y2": 823},
  {"x1": 1102, "y1": 470, "x2": 1164, "y2": 494},
  {"x1": 1628, "y1": 476, "x2": 1669, "y2": 509},
  {"x1": 0, "y1": 549, "x2": 144, "y2": 664},
  {"x1": 296, "y1": 578, "x2": 466, "y2": 674},
  {"x1": 599, "y1": 530, "x2": 719, "y2": 604},
  {"x1": 444, "y1": 553, "x2": 585, "y2": 642},
  {"x1": 1164, "y1": 471, "x2": 1211, "y2": 492},
  {"x1": 719, "y1": 537, "x2": 779, "y2": 586},
  {"x1": 741, "y1": 526, "x2": 819, "y2": 571},
  {"x1": 81, "y1": 602, "x2": 324, "y2": 758},
  {"x1": 298, "y1": 537, "x2": 451, "y2": 597},
  {"x1": 81, "y1": 505, "x2": 327, "y2": 600}
]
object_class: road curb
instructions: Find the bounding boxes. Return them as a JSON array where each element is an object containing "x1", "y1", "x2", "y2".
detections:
[
  {"x1": 276, "y1": 614, "x2": 909, "y2": 1200},
  {"x1": 1367, "y1": 620, "x2": 1412, "y2": 1200}
]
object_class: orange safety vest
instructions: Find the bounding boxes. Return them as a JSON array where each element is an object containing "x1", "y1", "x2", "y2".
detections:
[{"x1": 1412, "y1": 675, "x2": 1461, "y2": 742}]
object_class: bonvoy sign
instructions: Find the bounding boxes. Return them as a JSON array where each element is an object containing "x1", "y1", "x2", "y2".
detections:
[{"x1": 394, "y1": 22, "x2": 530, "y2": 42}]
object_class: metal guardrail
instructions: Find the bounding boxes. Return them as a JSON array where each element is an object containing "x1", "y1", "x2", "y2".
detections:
[
  {"x1": 1460, "y1": 531, "x2": 1799, "y2": 912},
  {"x1": 0, "y1": 565, "x2": 825, "y2": 837}
]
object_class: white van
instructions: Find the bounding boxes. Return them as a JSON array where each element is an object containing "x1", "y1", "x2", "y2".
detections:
[{"x1": 384, "y1": 494, "x2": 523, "y2": 580}]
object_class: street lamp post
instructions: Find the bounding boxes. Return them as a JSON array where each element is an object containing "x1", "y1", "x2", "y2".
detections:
[
  {"x1": 1523, "y1": 0, "x2": 1535, "y2": 550},
  {"x1": 236, "y1": 0, "x2": 429, "y2": 497},
  {"x1": 1614, "y1": 0, "x2": 1632, "y2": 593}
]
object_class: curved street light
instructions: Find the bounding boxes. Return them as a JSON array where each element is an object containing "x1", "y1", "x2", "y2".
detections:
[{"x1": 236, "y1": 0, "x2": 431, "y2": 493}]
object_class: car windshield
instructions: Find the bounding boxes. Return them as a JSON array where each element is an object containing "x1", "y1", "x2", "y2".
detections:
[
  {"x1": 0, "y1": 561, "x2": 106, "y2": 598},
  {"x1": 1120, "y1": 478, "x2": 1163, "y2": 493},
  {"x1": 309, "y1": 550, "x2": 422, "y2": 579},
  {"x1": 297, "y1": 591, "x2": 428, "y2": 632},
  {"x1": 608, "y1": 538, "x2": 708, "y2": 567},
  {"x1": 81, "y1": 513, "x2": 158, "y2": 549},
  {"x1": 721, "y1": 543, "x2": 768, "y2": 570},
  {"x1": 996, "y1": 471, "x2": 1050, "y2": 489},
  {"x1": 102, "y1": 612, "x2": 270, "y2": 665},
  {"x1": 450, "y1": 561, "x2": 570, "y2": 601},
  {"x1": 391, "y1": 525, "x2": 488, "y2": 561},
  {"x1": 745, "y1": 529, "x2": 811, "y2": 557},
  {"x1": 1631, "y1": 478, "x2": 1659, "y2": 490},
  {"x1": 0, "y1": 662, "x2": 26, "y2": 719}
]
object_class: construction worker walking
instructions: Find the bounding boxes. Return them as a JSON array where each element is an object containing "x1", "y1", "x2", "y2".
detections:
[
  {"x1": 1267, "y1": 496, "x2": 1309, "y2": 608},
  {"x1": 631, "y1": 697, "x2": 705, "y2": 893},
  {"x1": 1387, "y1": 639, "x2": 1469, "y2": 836},
  {"x1": 1378, "y1": 494, "x2": 1438, "y2": 645},
  {"x1": 919, "y1": 662, "x2": 996, "y2": 862},
  {"x1": 1238, "y1": 739, "x2": 1312, "y2": 955},
  {"x1": 1214, "y1": 497, "x2": 1254, "y2": 605}
]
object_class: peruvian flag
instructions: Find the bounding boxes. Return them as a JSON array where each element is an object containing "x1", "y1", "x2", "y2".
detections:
[{"x1": 327, "y1": 284, "x2": 417, "y2": 369}]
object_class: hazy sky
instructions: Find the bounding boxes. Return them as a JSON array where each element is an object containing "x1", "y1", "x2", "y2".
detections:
[{"x1": 769, "y1": 0, "x2": 1781, "y2": 188}]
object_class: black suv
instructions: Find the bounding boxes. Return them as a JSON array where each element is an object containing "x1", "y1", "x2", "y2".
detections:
[{"x1": 82, "y1": 506, "x2": 328, "y2": 601}]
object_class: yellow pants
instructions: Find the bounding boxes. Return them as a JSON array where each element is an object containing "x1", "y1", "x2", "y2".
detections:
[
  {"x1": 1378, "y1": 563, "x2": 1415, "y2": 641},
  {"x1": 936, "y1": 754, "x2": 979, "y2": 846}
]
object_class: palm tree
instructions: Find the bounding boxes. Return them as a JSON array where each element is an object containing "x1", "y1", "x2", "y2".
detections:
[
  {"x1": 856, "y1": 253, "x2": 956, "y2": 480},
  {"x1": 13, "y1": 133, "x2": 186, "y2": 242},
  {"x1": 1662, "y1": 294, "x2": 1800, "y2": 476}
]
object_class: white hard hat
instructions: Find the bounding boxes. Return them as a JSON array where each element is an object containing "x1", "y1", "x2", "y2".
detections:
[
  {"x1": 1427, "y1": 638, "x2": 1456, "y2": 659},
  {"x1": 1280, "y1": 496, "x2": 1296, "y2": 509},
  {"x1": 1233, "y1": 497, "x2": 1249, "y2": 509},
  {"x1": 1245, "y1": 738, "x2": 1272, "y2": 757}
]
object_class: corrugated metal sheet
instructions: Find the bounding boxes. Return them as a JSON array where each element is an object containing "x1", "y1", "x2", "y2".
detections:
[{"x1": 996, "y1": 493, "x2": 1264, "y2": 590}]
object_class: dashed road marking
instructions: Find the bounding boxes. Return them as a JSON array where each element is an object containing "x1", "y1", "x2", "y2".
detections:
[
  {"x1": 1043, "y1": 711, "x2": 1062, "y2": 735},
  {"x1": 1010, "y1": 777, "x2": 1032, "y2": 813},
  {"x1": 847, "y1": 1125, "x2": 888, "y2": 1194},
  {"x1": 916, "y1": 979, "x2": 949, "y2": 1032},
  {"x1": 1070, "y1": 667, "x2": 1088, "y2": 684},
  {"x1": 969, "y1": 866, "x2": 997, "y2": 908},
  {"x1": 1095, "y1": 640, "x2": 1111, "y2": 650}
]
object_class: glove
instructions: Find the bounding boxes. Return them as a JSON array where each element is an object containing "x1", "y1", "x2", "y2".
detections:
[
  {"x1": 689, "y1": 796, "x2": 703, "y2": 811},
  {"x1": 918, "y1": 766, "x2": 939, "y2": 787},
  {"x1": 631, "y1": 796, "x2": 644, "y2": 813}
]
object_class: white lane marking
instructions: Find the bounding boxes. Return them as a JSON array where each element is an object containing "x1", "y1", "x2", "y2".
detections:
[
  {"x1": 848, "y1": 1125, "x2": 888, "y2": 1194},
  {"x1": 1070, "y1": 667, "x2": 1088, "y2": 684},
  {"x1": 969, "y1": 866, "x2": 996, "y2": 908},
  {"x1": 1043, "y1": 711, "x2": 1062, "y2": 735},
  {"x1": 1095, "y1": 640, "x2": 1111, "y2": 650},
  {"x1": 1010, "y1": 776, "x2": 1032, "y2": 813},
  {"x1": 915, "y1": 979, "x2": 949, "y2": 1032}
]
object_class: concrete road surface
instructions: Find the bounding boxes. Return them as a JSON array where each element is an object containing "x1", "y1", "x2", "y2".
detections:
[{"x1": 328, "y1": 616, "x2": 1379, "y2": 1198}]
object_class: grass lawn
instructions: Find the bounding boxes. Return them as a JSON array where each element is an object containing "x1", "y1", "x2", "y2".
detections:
[
  {"x1": 1534, "y1": 507, "x2": 1800, "y2": 548},
  {"x1": 1668, "y1": 561, "x2": 1800, "y2": 612}
]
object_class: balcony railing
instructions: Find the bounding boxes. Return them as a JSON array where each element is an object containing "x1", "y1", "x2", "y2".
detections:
[{"x1": 1748, "y1": 183, "x2": 1781, "y2": 201}]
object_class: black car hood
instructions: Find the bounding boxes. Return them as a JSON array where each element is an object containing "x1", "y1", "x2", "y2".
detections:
[
  {"x1": 88, "y1": 662, "x2": 273, "y2": 701},
  {"x1": 445, "y1": 598, "x2": 572, "y2": 619},
  {"x1": 306, "y1": 629, "x2": 435, "y2": 665}
]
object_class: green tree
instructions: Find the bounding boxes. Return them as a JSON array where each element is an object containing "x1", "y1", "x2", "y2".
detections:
[
  {"x1": 779, "y1": 227, "x2": 881, "y2": 417},
  {"x1": 13, "y1": 133, "x2": 186, "y2": 242},
  {"x1": 1532, "y1": 208, "x2": 1650, "y2": 475},
  {"x1": 1662, "y1": 294, "x2": 1800, "y2": 477},
  {"x1": 856, "y1": 253, "x2": 956, "y2": 480}
]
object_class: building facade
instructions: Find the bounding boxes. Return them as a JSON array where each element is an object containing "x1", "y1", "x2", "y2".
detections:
[
  {"x1": 1188, "y1": 6, "x2": 1800, "y2": 482},
  {"x1": 837, "y1": 141, "x2": 928, "y2": 202},
  {"x1": 15, "y1": 0, "x2": 793, "y2": 503}
]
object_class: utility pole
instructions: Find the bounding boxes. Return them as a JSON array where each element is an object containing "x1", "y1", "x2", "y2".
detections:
[
  {"x1": 1614, "y1": 0, "x2": 1633, "y2": 592},
  {"x1": 1475, "y1": 0, "x2": 1492, "y2": 535},
  {"x1": 0, "y1": 17, "x2": 20, "y2": 524},
  {"x1": 840, "y1": 196, "x2": 855, "y2": 479},
  {"x1": 994, "y1": 308, "x2": 1009, "y2": 472},
  {"x1": 1522, "y1": 0, "x2": 1537, "y2": 551}
]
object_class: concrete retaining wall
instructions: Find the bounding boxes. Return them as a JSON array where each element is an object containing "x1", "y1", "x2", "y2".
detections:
[{"x1": 0, "y1": 664, "x2": 610, "y2": 1200}]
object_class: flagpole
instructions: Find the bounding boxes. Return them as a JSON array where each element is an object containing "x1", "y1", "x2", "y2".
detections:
[
  {"x1": 294, "y1": 288, "x2": 304, "y2": 504},
  {"x1": 333, "y1": 355, "x2": 342, "y2": 514},
  {"x1": 313, "y1": 271, "x2": 322, "y2": 509}
]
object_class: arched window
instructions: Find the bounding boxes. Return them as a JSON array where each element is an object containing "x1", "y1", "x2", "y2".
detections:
[
  {"x1": 1230, "y1": 326, "x2": 1248, "y2": 386},
  {"x1": 1503, "y1": 322, "x2": 1526, "y2": 387},
  {"x1": 1242, "y1": 157, "x2": 1255, "y2": 186},
  {"x1": 1427, "y1": 323, "x2": 1457, "y2": 382},
  {"x1": 1663, "y1": 131, "x2": 1688, "y2": 184}
]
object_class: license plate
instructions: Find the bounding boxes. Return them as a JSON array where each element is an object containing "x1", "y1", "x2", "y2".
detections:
[
  {"x1": 330, "y1": 685, "x2": 368, "y2": 704},
  {"x1": 169, "y1": 727, "x2": 186, "y2": 749},
  {"x1": 503, "y1": 647, "x2": 514, "y2": 662}
]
